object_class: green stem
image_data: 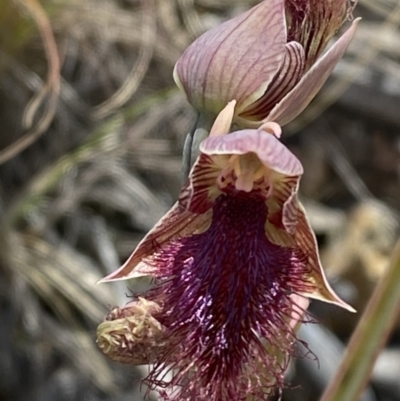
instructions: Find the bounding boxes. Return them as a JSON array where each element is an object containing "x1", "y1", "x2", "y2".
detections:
[
  {"x1": 181, "y1": 112, "x2": 215, "y2": 182},
  {"x1": 319, "y1": 237, "x2": 400, "y2": 401},
  {"x1": 182, "y1": 112, "x2": 200, "y2": 182}
]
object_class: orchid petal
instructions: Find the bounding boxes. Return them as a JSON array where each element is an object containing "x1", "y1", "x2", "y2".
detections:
[
  {"x1": 267, "y1": 177, "x2": 301, "y2": 235},
  {"x1": 201, "y1": 129, "x2": 303, "y2": 234},
  {"x1": 238, "y1": 41, "x2": 305, "y2": 124},
  {"x1": 259, "y1": 121, "x2": 282, "y2": 137},
  {"x1": 266, "y1": 19, "x2": 360, "y2": 126},
  {"x1": 182, "y1": 154, "x2": 221, "y2": 213},
  {"x1": 173, "y1": 0, "x2": 287, "y2": 114},
  {"x1": 266, "y1": 200, "x2": 355, "y2": 312},
  {"x1": 285, "y1": 0, "x2": 351, "y2": 69},
  {"x1": 209, "y1": 100, "x2": 236, "y2": 137},
  {"x1": 200, "y1": 128, "x2": 303, "y2": 177},
  {"x1": 99, "y1": 202, "x2": 212, "y2": 282},
  {"x1": 295, "y1": 203, "x2": 355, "y2": 311}
]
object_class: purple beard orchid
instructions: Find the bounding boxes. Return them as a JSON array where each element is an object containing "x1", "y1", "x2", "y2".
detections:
[
  {"x1": 173, "y1": 0, "x2": 359, "y2": 127},
  {"x1": 97, "y1": 102, "x2": 353, "y2": 401}
]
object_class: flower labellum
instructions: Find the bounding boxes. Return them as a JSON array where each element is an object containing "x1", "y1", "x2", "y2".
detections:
[
  {"x1": 98, "y1": 103, "x2": 354, "y2": 401},
  {"x1": 174, "y1": 0, "x2": 359, "y2": 127}
]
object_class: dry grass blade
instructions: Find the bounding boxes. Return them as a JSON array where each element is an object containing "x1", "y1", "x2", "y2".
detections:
[
  {"x1": 4, "y1": 88, "x2": 181, "y2": 228},
  {"x1": 4, "y1": 116, "x2": 124, "y2": 227},
  {"x1": 92, "y1": 0, "x2": 156, "y2": 119},
  {"x1": 42, "y1": 316, "x2": 117, "y2": 393},
  {"x1": 157, "y1": 0, "x2": 192, "y2": 51},
  {"x1": 0, "y1": 0, "x2": 60, "y2": 164},
  {"x1": 361, "y1": 0, "x2": 396, "y2": 16},
  {"x1": 320, "y1": 238, "x2": 400, "y2": 401},
  {"x1": 177, "y1": 0, "x2": 205, "y2": 39},
  {"x1": 311, "y1": 120, "x2": 373, "y2": 201},
  {"x1": 10, "y1": 232, "x2": 116, "y2": 322},
  {"x1": 5, "y1": 231, "x2": 116, "y2": 393}
]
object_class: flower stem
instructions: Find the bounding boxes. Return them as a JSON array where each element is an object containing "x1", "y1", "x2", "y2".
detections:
[
  {"x1": 319, "y1": 237, "x2": 400, "y2": 401},
  {"x1": 181, "y1": 112, "x2": 214, "y2": 182}
]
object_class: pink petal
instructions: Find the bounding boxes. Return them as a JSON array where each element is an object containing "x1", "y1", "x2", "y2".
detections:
[
  {"x1": 268, "y1": 182, "x2": 301, "y2": 235},
  {"x1": 201, "y1": 129, "x2": 303, "y2": 234},
  {"x1": 266, "y1": 201, "x2": 356, "y2": 312},
  {"x1": 174, "y1": 0, "x2": 287, "y2": 113},
  {"x1": 259, "y1": 121, "x2": 282, "y2": 138},
  {"x1": 209, "y1": 100, "x2": 236, "y2": 137},
  {"x1": 182, "y1": 153, "x2": 221, "y2": 213},
  {"x1": 99, "y1": 201, "x2": 212, "y2": 282},
  {"x1": 238, "y1": 41, "x2": 305, "y2": 123},
  {"x1": 200, "y1": 128, "x2": 303, "y2": 177},
  {"x1": 285, "y1": 0, "x2": 351, "y2": 69},
  {"x1": 266, "y1": 19, "x2": 360, "y2": 126},
  {"x1": 295, "y1": 203, "x2": 355, "y2": 311}
]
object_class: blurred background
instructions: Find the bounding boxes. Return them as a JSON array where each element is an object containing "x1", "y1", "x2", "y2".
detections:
[{"x1": 1, "y1": 0, "x2": 400, "y2": 400}]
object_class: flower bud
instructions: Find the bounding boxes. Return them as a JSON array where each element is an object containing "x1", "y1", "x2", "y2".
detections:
[{"x1": 96, "y1": 298, "x2": 165, "y2": 365}]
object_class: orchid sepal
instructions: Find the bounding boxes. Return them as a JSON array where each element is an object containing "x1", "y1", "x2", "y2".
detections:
[
  {"x1": 174, "y1": 0, "x2": 359, "y2": 128},
  {"x1": 263, "y1": 18, "x2": 360, "y2": 126}
]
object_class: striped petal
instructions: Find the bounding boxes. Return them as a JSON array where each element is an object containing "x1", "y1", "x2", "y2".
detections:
[
  {"x1": 200, "y1": 128, "x2": 303, "y2": 177},
  {"x1": 99, "y1": 201, "x2": 212, "y2": 282},
  {"x1": 181, "y1": 100, "x2": 236, "y2": 213},
  {"x1": 201, "y1": 128, "x2": 304, "y2": 234},
  {"x1": 295, "y1": 203, "x2": 355, "y2": 310},
  {"x1": 181, "y1": 153, "x2": 222, "y2": 213},
  {"x1": 289, "y1": 294, "x2": 310, "y2": 330},
  {"x1": 266, "y1": 200, "x2": 355, "y2": 312},
  {"x1": 285, "y1": 0, "x2": 351, "y2": 69},
  {"x1": 173, "y1": 0, "x2": 287, "y2": 114},
  {"x1": 267, "y1": 175, "x2": 301, "y2": 235},
  {"x1": 266, "y1": 19, "x2": 359, "y2": 126},
  {"x1": 237, "y1": 41, "x2": 305, "y2": 125}
]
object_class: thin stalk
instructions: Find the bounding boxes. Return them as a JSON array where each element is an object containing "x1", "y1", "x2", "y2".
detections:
[
  {"x1": 319, "y1": 237, "x2": 400, "y2": 401},
  {"x1": 181, "y1": 112, "x2": 215, "y2": 182},
  {"x1": 182, "y1": 112, "x2": 200, "y2": 182}
]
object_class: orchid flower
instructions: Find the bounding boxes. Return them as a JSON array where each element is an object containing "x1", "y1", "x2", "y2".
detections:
[
  {"x1": 97, "y1": 102, "x2": 353, "y2": 401},
  {"x1": 174, "y1": 0, "x2": 359, "y2": 128}
]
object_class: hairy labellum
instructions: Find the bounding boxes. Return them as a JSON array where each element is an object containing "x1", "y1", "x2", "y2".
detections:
[{"x1": 141, "y1": 191, "x2": 312, "y2": 401}]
